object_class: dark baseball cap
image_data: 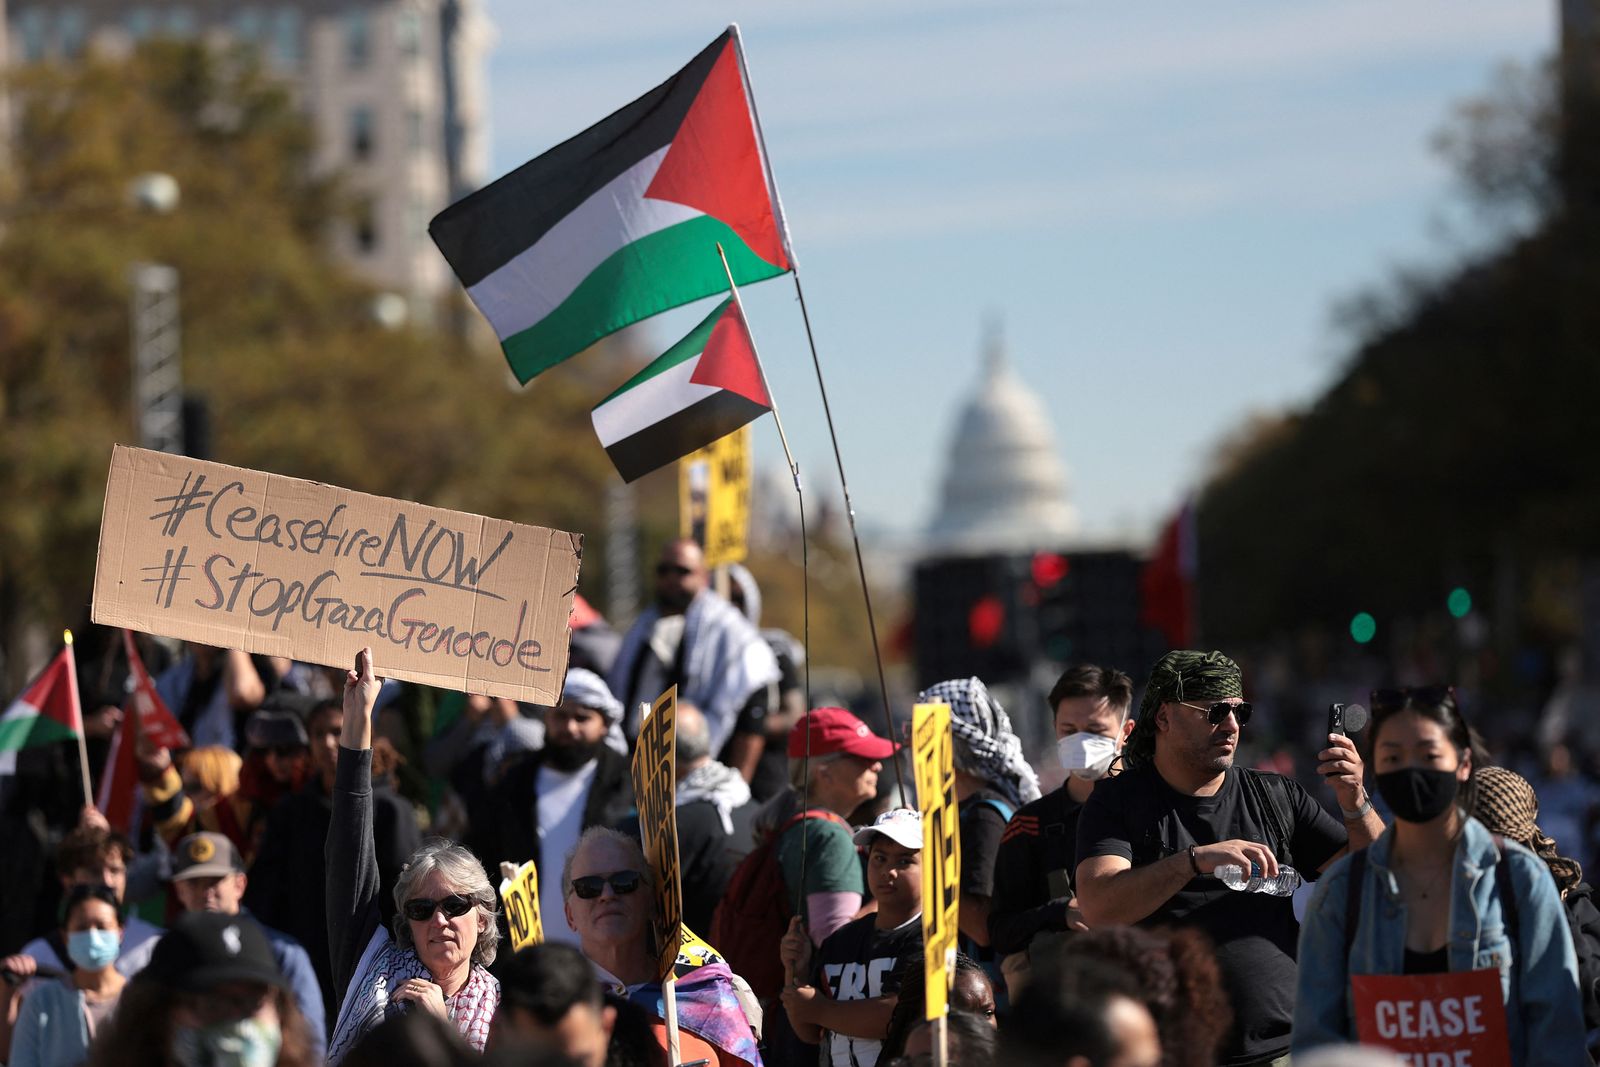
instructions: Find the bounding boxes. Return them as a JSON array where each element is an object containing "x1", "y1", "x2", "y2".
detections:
[
  {"x1": 788, "y1": 707, "x2": 899, "y2": 760},
  {"x1": 145, "y1": 912, "x2": 286, "y2": 992},
  {"x1": 172, "y1": 832, "x2": 245, "y2": 881}
]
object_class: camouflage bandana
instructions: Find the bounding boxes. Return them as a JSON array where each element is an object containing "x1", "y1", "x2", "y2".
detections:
[{"x1": 1124, "y1": 650, "x2": 1243, "y2": 768}]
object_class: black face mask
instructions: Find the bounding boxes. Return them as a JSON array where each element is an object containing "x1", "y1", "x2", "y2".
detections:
[
  {"x1": 545, "y1": 737, "x2": 604, "y2": 772},
  {"x1": 1375, "y1": 766, "x2": 1461, "y2": 824}
]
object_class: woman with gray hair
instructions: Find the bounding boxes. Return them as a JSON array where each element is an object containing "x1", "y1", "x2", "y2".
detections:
[{"x1": 326, "y1": 649, "x2": 500, "y2": 1063}]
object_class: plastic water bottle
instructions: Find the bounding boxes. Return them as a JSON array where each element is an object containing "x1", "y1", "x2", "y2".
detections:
[{"x1": 1214, "y1": 863, "x2": 1301, "y2": 896}]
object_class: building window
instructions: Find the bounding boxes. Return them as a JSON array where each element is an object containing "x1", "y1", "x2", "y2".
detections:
[
  {"x1": 396, "y1": 9, "x2": 423, "y2": 58},
  {"x1": 163, "y1": 7, "x2": 197, "y2": 36},
  {"x1": 125, "y1": 7, "x2": 156, "y2": 41},
  {"x1": 354, "y1": 202, "x2": 379, "y2": 254},
  {"x1": 57, "y1": 8, "x2": 90, "y2": 56},
  {"x1": 345, "y1": 11, "x2": 371, "y2": 68},
  {"x1": 15, "y1": 9, "x2": 48, "y2": 61},
  {"x1": 351, "y1": 107, "x2": 375, "y2": 161},
  {"x1": 407, "y1": 107, "x2": 425, "y2": 153},
  {"x1": 271, "y1": 8, "x2": 301, "y2": 64},
  {"x1": 232, "y1": 7, "x2": 265, "y2": 45}
]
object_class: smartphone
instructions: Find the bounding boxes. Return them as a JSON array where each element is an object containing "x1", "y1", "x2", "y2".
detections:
[{"x1": 1327, "y1": 703, "x2": 1347, "y2": 737}]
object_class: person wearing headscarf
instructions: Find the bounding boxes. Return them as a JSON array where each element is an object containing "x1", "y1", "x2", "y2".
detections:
[
  {"x1": 915, "y1": 678, "x2": 1039, "y2": 958},
  {"x1": 724, "y1": 564, "x2": 808, "y2": 803},
  {"x1": 1474, "y1": 764, "x2": 1600, "y2": 1029},
  {"x1": 1076, "y1": 650, "x2": 1380, "y2": 1067},
  {"x1": 488, "y1": 668, "x2": 636, "y2": 946},
  {"x1": 609, "y1": 540, "x2": 781, "y2": 767}
]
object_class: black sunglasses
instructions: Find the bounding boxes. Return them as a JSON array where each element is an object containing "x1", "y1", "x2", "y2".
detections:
[
  {"x1": 1178, "y1": 700, "x2": 1253, "y2": 726},
  {"x1": 402, "y1": 894, "x2": 475, "y2": 922},
  {"x1": 570, "y1": 870, "x2": 644, "y2": 900},
  {"x1": 1369, "y1": 686, "x2": 1455, "y2": 714}
]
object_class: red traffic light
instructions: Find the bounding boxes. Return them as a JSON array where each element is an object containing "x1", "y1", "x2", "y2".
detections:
[
  {"x1": 968, "y1": 595, "x2": 1005, "y2": 648},
  {"x1": 1032, "y1": 552, "x2": 1070, "y2": 589}
]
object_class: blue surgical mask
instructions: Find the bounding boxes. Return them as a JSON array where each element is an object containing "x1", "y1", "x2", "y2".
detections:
[
  {"x1": 66, "y1": 928, "x2": 120, "y2": 971},
  {"x1": 173, "y1": 1018, "x2": 283, "y2": 1067}
]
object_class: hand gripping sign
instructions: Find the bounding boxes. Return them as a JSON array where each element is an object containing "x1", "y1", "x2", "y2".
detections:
[
  {"x1": 914, "y1": 701, "x2": 959, "y2": 1023},
  {"x1": 1351, "y1": 970, "x2": 1511, "y2": 1067},
  {"x1": 498, "y1": 860, "x2": 544, "y2": 952}
]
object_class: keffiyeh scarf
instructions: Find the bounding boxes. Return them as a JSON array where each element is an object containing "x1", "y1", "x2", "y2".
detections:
[
  {"x1": 916, "y1": 677, "x2": 1040, "y2": 809},
  {"x1": 610, "y1": 591, "x2": 780, "y2": 754},
  {"x1": 678, "y1": 760, "x2": 752, "y2": 835},
  {"x1": 327, "y1": 929, "x2": 499, "y2": 1064},
  {"x1": 1474, "y1": 765, "x2": 1584, "y2": 897}
]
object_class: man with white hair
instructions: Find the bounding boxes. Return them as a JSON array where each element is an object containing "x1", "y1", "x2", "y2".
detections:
[{"x1": 490, "y1": 669, "x2": 635, "y2": 945}]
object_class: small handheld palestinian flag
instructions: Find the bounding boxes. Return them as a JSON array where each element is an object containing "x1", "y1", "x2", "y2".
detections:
[
  {"x1": 430, "y1": 25, "x2": 792, "y2": 384},
  {"x1": 0, "y1": 632, "x2": 88, "y2": 802},
  {"x1": 592, "y1": 297, "x2": 772, "y2": 483}
]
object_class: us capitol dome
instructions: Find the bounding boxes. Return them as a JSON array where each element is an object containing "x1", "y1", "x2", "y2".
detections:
[{"x1": 924, "y1": 325, "x2": 1079, "y2": 555}]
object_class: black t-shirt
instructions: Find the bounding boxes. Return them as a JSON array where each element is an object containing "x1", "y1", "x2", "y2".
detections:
[
  {"x1": 1076, "y1": 764, "x2": 1346, "y2": 1066},
  {"x1": 814, "y1": 913, "x2": 920, "y2": 1067},
  {"x1": 988, "y1": 784, "x2": 1084, "y2": 957}
]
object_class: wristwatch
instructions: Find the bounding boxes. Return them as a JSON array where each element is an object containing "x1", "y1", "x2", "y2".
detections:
[{"x1": 1341, "y1": 795, "x2": 1374, "y2": 821}]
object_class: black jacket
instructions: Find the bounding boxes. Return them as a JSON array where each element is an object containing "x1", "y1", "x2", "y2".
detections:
[
  {"x1": 486, "y1": 746, "x2": 636, "y2": 878},
  {"x1": 988, "y1": 785, "x2": 1084, "y2": 957},
  {"x1": 244, "y1": 771, "x2": 421, "y2": 1023}
]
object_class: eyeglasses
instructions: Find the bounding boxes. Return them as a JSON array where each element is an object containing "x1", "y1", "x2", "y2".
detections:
[
  {"x1": 1178, "y1": 700, "x2": 1253, "y2": 726},
  {"x1": 402, "y1": 894, "x2": 475, "y2": 922},
  {"x1": 1370, "y1": 686, "x2": 1456, "y2": 713},
  {"x1": 655, "y1": 563, "x2": 692, "y2": 577},
  {"x1": 570, "y1": 870, "x2": 644, "y2": 900}
]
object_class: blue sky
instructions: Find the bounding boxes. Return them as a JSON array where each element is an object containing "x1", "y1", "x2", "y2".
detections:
[{"x1": 478, "y1": 1, "x2": 1553, "y2": 544}]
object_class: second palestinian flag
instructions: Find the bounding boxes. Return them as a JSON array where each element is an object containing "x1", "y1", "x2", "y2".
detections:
[
  {"x1": 593, "y1": 298, "x2": 771, "y2": 482},
  {"x1": 431, "y1": 26, "x2": 792, "y2": 384}
]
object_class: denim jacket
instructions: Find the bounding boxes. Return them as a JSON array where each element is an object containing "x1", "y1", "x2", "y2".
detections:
[{"x1": 1293, "y1": 815, "x2": 1587, "y2": 1065}]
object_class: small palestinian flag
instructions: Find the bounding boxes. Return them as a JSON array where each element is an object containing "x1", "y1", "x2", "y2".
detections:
[
  {"x1": 0, "y1": 638, "x2": 82, "y2": 776},
  {"x1": 592, "y1": 297, "x2": 771, "y2": 482},
  {"x1": 430, "y1": 25, "x2": 792, "y2": 384}
]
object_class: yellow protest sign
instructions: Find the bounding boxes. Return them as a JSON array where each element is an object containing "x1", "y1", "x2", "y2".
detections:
[
  {"x1": 679, "y1": 426, "x2": 751, "y2": 568},
  {"x1": 631, "y1": 687, "x2": 682, "y2": 981},
  {"x1": 914, "y1": 701, "x2": 959, "y2": 1022},
  {"x1": 498, "y1": 860, "x2": 544, "y2": 951}
]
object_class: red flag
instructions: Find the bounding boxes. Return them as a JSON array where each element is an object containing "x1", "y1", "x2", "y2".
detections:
[
  {"x1": 122, "y1": 631, "x2": 188, "y2": 749},
  {"x1": 98, "y1": 632, "x2": 189, "y2": 831},
  {"x1": 1141, "y1": 500, "x2": 1198, "y2": 647}
]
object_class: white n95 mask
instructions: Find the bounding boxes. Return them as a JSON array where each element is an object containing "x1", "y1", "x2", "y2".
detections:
[{"x1": 1057, "y1": 732, "x2": 1118, "y2": 780}]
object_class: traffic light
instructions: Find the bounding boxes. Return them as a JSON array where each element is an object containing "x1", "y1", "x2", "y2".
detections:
[{"x1": 1350, "y1": 612, "x2": 1377, "y2": 644}]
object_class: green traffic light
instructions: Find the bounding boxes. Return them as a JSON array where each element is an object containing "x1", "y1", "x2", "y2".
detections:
[
  {"x1": 1350, "y1": 612, "x2": 1377, "y2": 644},
  {"x1": 1447, "y1": 587, "x2": 1472, "y2": 619}
]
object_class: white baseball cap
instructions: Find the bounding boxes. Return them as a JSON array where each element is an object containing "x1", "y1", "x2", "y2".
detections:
[{"x1": 852, "y1": 807, "x2": 923, "y2": 851}]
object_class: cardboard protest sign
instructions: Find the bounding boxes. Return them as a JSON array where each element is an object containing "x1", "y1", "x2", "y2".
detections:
[
  {"x1": 678, "y1": 426, "x2": 751, "y2": 568},
  {"x1": 914, "y1": 701, "x2": 959, "y2": 1022},
  {"x1": 498, "y1": 860, "x2": 545, "y2": 952},
  {"x1": 631, "y1": 687, "x2": 682, "y2": 981},
  {"x1": 1351, "y1": 970, "x2": 1511, "y2": 1067},
  {"x1": 91, "y1": 446, "x2": 582, "y2": 705}
]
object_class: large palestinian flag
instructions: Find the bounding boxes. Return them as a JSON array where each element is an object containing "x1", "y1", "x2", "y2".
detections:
[
  {"x1": 430, "y1": 26, "x2": 792, "y2": 384},
  {"x1": 592, "y1": 297, "x2": 771, "y2": 482}
]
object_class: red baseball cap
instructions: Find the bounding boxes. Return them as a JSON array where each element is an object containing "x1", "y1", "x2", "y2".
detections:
[{"x1": 788, "y1": 707, "x2": 900, "y2": 760}]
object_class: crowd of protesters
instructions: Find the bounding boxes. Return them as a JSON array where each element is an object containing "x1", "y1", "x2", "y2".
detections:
[{"x1": 1, "y1": 536, "x2": 1598, "y2": 1066}]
